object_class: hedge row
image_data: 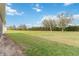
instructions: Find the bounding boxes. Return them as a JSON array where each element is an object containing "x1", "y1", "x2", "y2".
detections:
[{"x1": 28, "y1": 26, "x2": 79, "y2": 31}]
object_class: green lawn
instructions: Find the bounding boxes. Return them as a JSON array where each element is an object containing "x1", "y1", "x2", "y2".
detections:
[{"x1": 7, "y1": 30, "x2": 79, "y2": 56}]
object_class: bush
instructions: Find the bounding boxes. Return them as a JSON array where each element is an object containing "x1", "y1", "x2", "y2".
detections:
[
  {"x1": 28, "y1": 26, "x2": 79, "y2": 31},
  {"x1": 8, "y1": 25, "x2": 79, "y2": 31},
  {"x1": 28, "y1": 27, "x2": 49, "y2": 31},
  {"x1": 65, "y1": 26, "x2": 79, "y2": 31}
]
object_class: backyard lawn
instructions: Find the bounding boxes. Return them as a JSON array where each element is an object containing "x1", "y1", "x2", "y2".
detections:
[{"x1": 6, "y1": 30, "x2": 79, "y2": 56}]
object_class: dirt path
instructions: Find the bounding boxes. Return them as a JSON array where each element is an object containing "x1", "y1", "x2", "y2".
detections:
[{"x1": 0, "y1": 35, "x2": 23, "y2": 56}]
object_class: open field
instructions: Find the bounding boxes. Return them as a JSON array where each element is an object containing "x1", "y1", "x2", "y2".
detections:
[{"x1": 6, "y1": 30, "x2": 79, "y2": 56}]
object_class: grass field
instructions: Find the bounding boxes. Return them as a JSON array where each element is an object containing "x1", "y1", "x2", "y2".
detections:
[{"x1": 7, "y1": 30, "x2": 79, "y2": 56}]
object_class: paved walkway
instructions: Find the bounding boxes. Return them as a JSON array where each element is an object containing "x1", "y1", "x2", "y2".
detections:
[{"x1": 0, "y1": 35, "x2": 23, "y2": 56}]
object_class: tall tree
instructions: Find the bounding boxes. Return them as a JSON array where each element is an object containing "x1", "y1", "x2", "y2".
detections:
[
  {"x1": 58, "y1": 13, "x2": 73, "y2": 32},
  {"x1": 42, "y1": 16, "x2": 57, "y2": 31},
  {"x1": 17, "y1": 24, "x2": 27, "y2": 30},
  {"x1": 8, "y1": 25, "x2": 16, "y2": 30}
]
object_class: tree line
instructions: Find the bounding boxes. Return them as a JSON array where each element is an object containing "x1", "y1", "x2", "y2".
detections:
[{"x1": 8, "y1": 13, "x2": 79, "y2": 31}]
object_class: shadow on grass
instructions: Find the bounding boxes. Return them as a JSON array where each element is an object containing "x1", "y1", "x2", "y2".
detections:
[{"x1": 7, "y1": 32, "x2": 79, "y2": 56}]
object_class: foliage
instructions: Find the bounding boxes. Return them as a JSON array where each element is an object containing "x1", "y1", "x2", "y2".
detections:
[
  {"x1": 65, "y1": 26, "x2": 79, "y2": 31},
  {"x1": 17, "y1": 24, "x2": 27, "y2": 30},
  {"x1": 8, "y1": 25, "x2": 16, "y2": 30},
  {"x1": 8, "y1": 24, "x2": 27, "y2": 30}
]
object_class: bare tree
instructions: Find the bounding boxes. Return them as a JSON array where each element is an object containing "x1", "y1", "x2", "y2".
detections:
[
  {"x1": 42, "y1": 16, "x2": 57, "y2": 31},
  {"x1": 17, "y1": 24, "x2": 27, "y2": 30},
  {"x1": 8, "y1": 25, "x2": 16, "y2": 30},
  {"x1": 58, "y1": 13, "x2": 73, "y2": 32}
]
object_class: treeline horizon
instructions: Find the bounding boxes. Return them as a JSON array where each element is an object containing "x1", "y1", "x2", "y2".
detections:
[
  {"x1": 7, "y1": 12, "x2": 79, "y2": 31},
  {"x1": 7, "y1": 25, "x2": 79, "y2": 31}
]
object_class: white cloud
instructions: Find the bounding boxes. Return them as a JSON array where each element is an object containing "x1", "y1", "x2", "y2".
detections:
[
  {"x1": 64, "y1": 3, "x2": 73, "y2": 6},
  {"x1": 32, "y1": 4, "x2": 42, "y2": 12},
  {"x1": 68, "y1": 24, "x2": 79, "y2": 26},
  {"x1": 73, "y1": 14, "x2": 79, "y2": 19},
  {"x1": 36, "y1": 4, "x2": 39, "y2": 7},
  {"x1": 52, "y1": 16, "x2": 59, "y2": 20},
  {"x1": 41, "y1": 15, "x2": 58, "y2": 22},
  {"x1": 6, "y1": 4, "x2": 24, "y2": 16},
  {"x1": 26, "y1": 24, "x2": 32, "y2": 28},
  {"x1": 7, "y1": 3, "x2": 12, "y2": 6},
  {"x1": 32, "y1": 8, "x2": 41, "y2": 12}
]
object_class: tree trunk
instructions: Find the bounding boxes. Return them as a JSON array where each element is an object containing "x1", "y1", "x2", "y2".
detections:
[
  {"x1": 62, "y1": 28, "x2": 64, "y2": 32},
  {"x1": 49, "y1": 26, "x2": 52, "y2": 32}
]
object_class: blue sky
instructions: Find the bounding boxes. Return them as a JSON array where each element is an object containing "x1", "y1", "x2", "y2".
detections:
[{"x1": 6, "y1": 3, "x2": 79, "y2": 27}]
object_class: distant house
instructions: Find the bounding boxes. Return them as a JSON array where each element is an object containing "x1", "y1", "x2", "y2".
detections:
[{"x1": 0, "y1": 3, "x2": 5, "y2": 37}]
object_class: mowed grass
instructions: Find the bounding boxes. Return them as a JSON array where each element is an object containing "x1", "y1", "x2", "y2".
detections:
[{"x1": 7, "y1": 30, "x2": 79, "y2": 56}]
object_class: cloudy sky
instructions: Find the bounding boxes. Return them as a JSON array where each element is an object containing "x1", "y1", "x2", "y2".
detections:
[{"x1": 6, "y1": 3, "x2": 79, "y2": 27}]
